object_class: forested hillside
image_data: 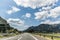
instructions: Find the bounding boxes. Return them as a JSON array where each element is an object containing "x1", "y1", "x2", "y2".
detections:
[
  {"x1": 0, "y1": 17, "x2": 20, "y2": 33},
  {"x1": 24, "y1": 24, "x2": 60, "y2": 33}
]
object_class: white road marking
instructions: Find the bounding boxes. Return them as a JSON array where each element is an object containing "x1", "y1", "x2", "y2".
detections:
[
  {"x1": 18, "y1": 37, "x2": 22, "y2": 40},
  {"x1": 0, "y1": 33, "x2": 38, "y2": 40},
  {"x1": 29, "y1": 34, "x2": 38, "y2": 40}
]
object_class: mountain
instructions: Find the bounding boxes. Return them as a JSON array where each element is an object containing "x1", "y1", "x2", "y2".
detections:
[
  {"x1": 0, "y1": 17, "x2": 20, "y2": 33},
  {"x1": 24, "y1": 24, "x2": 60, "y2": 33}
]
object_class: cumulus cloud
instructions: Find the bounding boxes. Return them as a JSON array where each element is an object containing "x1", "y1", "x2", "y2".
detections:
[
  {"x1": 22, "y1": 13, "x2": 31, "y2": 19},
  {"x1": 41, "y1": 20, "x2": 60, "y2": 24},
  {"x1": 7, "y1": 18, "x2": 30, "y2": 31},
  {"x1": 7, "y1": 6, "x2": 20, "y2": 14},
  {"x1": 34, "y1": 11, "x2": 48, "y2": 20},
  {"x1": 25, "y1": 13, "x2": 31, "y2": 18},
  {"x1": 13, "y1": 0, "x2": 58, "y2": 9},
  {"x1": 42, "y1": 6, "x2": 51, "y2": 11},
  {"x1": 49, "y1": 6, "x2": 60, "y2": 18},
  {"x1": 35, "y1": 6, "x2": 60, "y2": 20},
  {"x1": 7, "y1": 18, "x2": 24, "y2": 26}
]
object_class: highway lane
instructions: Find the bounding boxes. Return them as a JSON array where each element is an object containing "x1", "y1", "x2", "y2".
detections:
[
  {"x1": 19, "y1": 33, "x2": 37, "y2": 40},
  {"x1": 0, "y1": 33, "x2": 48, "y2": 40}
]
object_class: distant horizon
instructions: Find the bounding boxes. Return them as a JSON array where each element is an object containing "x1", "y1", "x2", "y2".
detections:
[{"x1": 0, "y1": 16, "x2": 60, "y2": 31}]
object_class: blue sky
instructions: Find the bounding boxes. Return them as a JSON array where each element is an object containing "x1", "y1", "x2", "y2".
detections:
[{"x1": 0, "y1": 0, "x2": 60, "y2": 31}]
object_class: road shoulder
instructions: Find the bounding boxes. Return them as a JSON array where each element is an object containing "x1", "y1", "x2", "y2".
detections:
[{"x1": 32, "y1": 34, "x2": 50, "y2": 40}]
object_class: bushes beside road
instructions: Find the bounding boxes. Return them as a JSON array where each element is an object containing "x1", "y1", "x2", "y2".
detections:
[
  {"x1": 32, "y1": 33, "x2": 60, "y2": 40},
  {"x1": 0, "y1": 33, "x2": 20, "y2": 38}
]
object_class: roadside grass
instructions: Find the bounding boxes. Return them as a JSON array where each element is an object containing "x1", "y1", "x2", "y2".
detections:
[
  {"x1": 0, "y1": 36, "x2": 4, "y2": 38},
  {"x1": 42, "y1": 33, "x2": 60, "y2": 36},
  {"x1": 44, "y1": 36, "x2": 60, "y2": 40},
  {"x1": 54, "y1": 38, "x2": 60, "y2": 40},
  {"x1": 33, "y1": 33, "x2": 60, "y2": 40},
  {"x1": 41, "y1": 33, "x2": 60, "y2": 40},
  {"x1": 0, "y1": 33, "x2": 20, "y2": 38}
]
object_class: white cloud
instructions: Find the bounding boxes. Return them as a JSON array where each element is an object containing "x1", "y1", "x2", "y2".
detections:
[
  {"x1": 13, "y1": 0, "x2": 58, "y2": 9},
  {"x1": 7, "y1": 18, "x2": 24, "y2": 26},
  {"x1": 49, "y1": 6, "x2": 60, "y2": 18},
  {"x1": 7, "y1": 6, "x2": 20, "y2": 14},
  {"x1": 35, "y1": 6, "x2": 60, "y2": 20},
  {"x1": 7, "y1": 10, "x2": 13, "y2": 14},
  {"x1": 41, "y1": 20, "x2": 60, "y2": 24},
  {"x1": 22, "y1": 13, "x2": 31, "y2": 19},
  {"x1": 34, "y1": 11, "x2": 48, "y2": 20},
  {"x1": 7, "y1": 18, "x2": 30, "y2": 31},
  {"x1": 25, "y1": 13, "x2": 31, "y2": 18},
  {"x1": 42, "y1": 6, "x2": 51, "y2": 11}
]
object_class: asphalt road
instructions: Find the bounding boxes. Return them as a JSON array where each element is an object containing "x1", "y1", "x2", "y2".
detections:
[{"x1": 0, "y1": 33, "x2": 47, "y2": 40}]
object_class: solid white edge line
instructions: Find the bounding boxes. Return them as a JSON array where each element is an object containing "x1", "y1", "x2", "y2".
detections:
[
  {"x1": 29, "y1": 34, "x2": 38, "y2": 40},
  {"x1": 18, "y1": 37, "x2": 22, "y2": 40}
]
